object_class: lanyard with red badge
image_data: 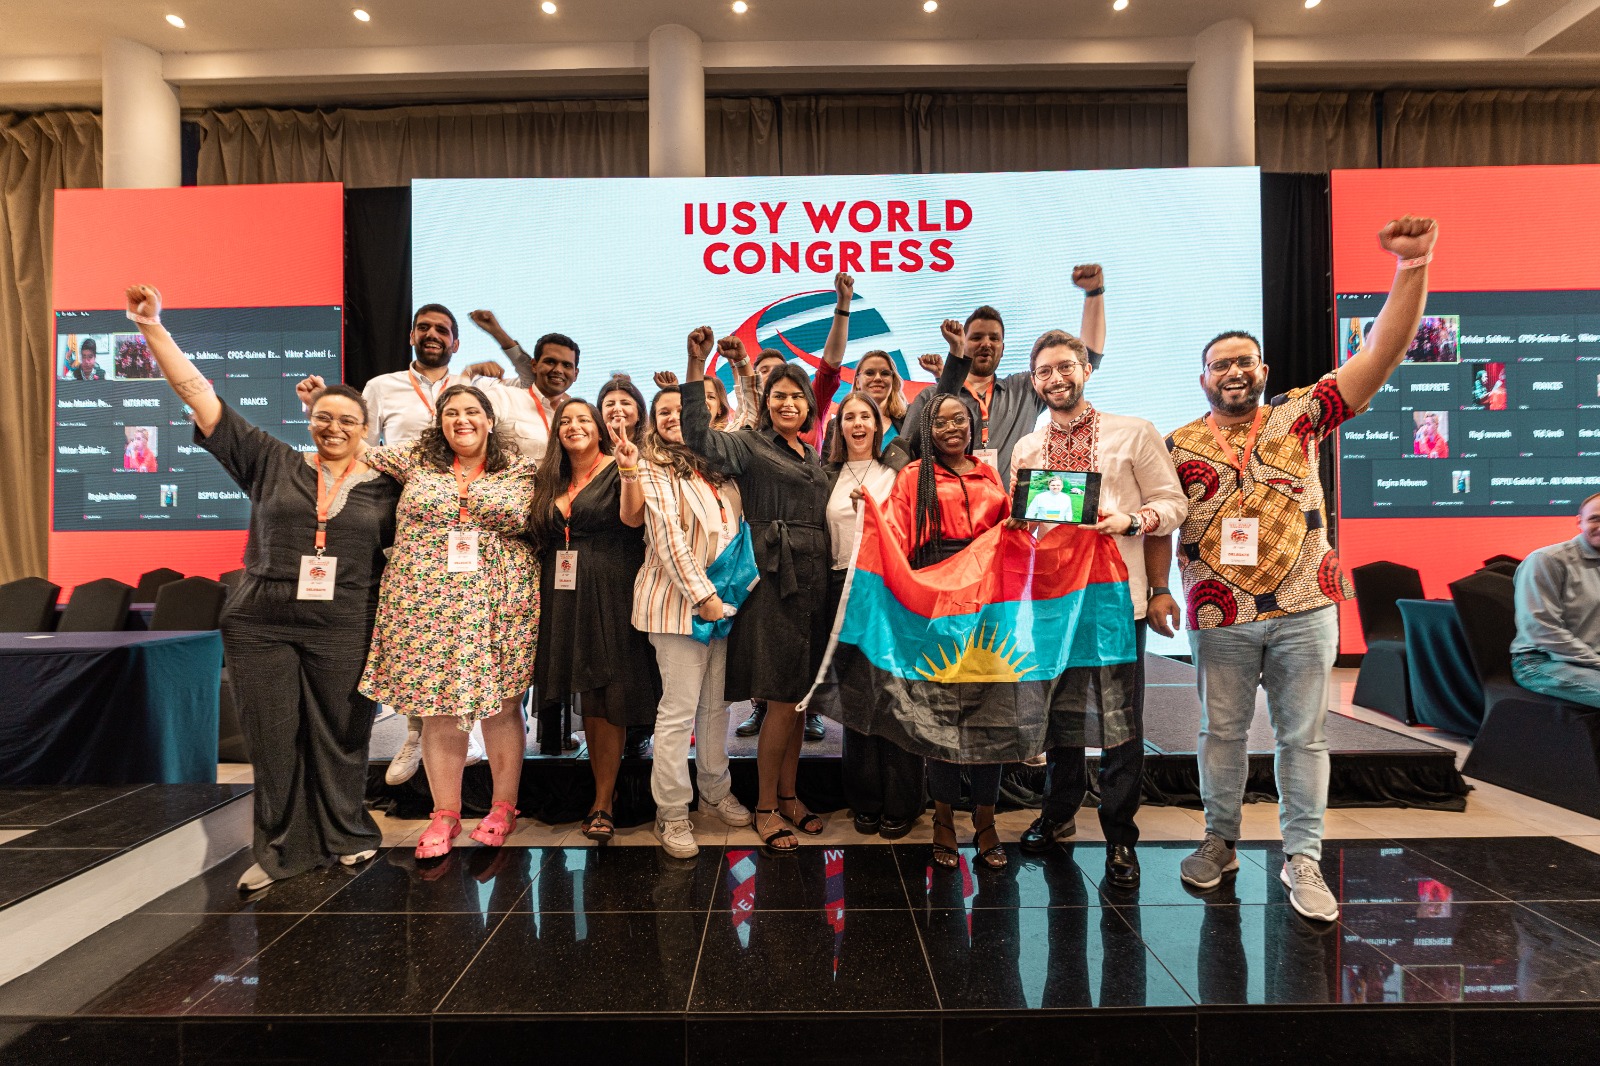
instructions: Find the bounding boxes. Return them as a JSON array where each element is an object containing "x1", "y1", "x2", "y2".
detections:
[
  {"x1": 529, "y1": 388, "x2": 552, "y2": 437},
  {"x1": 1205, "y1": 406, "x2": 1266, "y2": 567},
  {"x1": 408, "y1": 369, "x2": 449, "y2": 414},
  {"x1": 448, "y1": 456, "x2": 485, "y2": 572},
  {"x1": 554, "y1": 460, "x2": 603, "y2": 589},
  {"x1": 297, "y1": 460, "x2": 358, "y2": 599},
  {"x1": 695, "y1": 470, "x2": 732, "y2": 544}
]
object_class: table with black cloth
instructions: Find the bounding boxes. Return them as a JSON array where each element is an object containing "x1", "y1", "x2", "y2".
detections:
[
  {"x1": 1397, "y1": 598, "x2": 1485, "y2": 738},
  {"x1": 0, "y1": 631, "x2": 222, "y2": 786}
]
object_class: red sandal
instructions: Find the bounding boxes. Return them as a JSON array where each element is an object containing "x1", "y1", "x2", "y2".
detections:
[
  {"x1": 415, "y1": 809, "x2": 461, "y2": 859},
  {"x1": 469, "y1": 801, "x2": 520, "y2": 847}
]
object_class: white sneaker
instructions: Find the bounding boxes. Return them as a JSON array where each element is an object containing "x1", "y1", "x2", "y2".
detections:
[
  {"x1": 338, "y1": 849, "x2": 377, "y2": 866},
  {"x1": 655, "y1": 817, "x2": 699, "y2": 859},
  {"x1": 705, "y1": 793, "x2": 753, "y2": 827},
  {"x1": 1281, "y1": 855, "x2": 1340, "y2": 922},
  {"x1": 464, "y1": 722, "x2": 486, "y2": 767},
  {"x1": 237, "y1": 862, "x2": 275, "y2": 891},
  {"x1": 385, "y1": 727, "x2": 423, "y2": 785}
]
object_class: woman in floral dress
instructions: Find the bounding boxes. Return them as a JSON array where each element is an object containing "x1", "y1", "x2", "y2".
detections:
[{"x1": 361, "y1": 383, "x2": 540, "y2": 859}]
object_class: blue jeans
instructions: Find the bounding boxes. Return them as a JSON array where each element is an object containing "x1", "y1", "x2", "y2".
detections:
[
  {"x1": 1189, "y1": 606, "x2": 1337, "y2": 861},
  {"x1": 1512, "y1": 652, "x2": 1600, "y2": 710}
]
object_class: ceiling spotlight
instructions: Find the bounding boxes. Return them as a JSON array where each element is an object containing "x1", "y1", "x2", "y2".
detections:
[
  {"x1": 732, "y1": 0, "x2": 748, "y2": 12},
  {"x1": 1304, "y1": 0, "x2": 1321, "y2": 7},
  {"x1": 165, "y1": 13, "x2": 186, "y2": 27},
  {"x1": 1112, "y1": 0, "x2": 1128, "y2": 10},
  {"x1": 923, "y1": 0, "x2": 938, "y2": 10},
  {"x1": 1493, "y1": 0, "x2": 1510, "y2": 6},
  {"x1": 353, "y1": 8, "x2": 370, "y2": 21},
  {"x1": 541, "y1": 1, "x2": 557, "y2": 11}
]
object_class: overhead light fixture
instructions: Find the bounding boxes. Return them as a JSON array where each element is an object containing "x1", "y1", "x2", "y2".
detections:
[
  {"x1": 732, "y1": 0, "x2": 748, "y2": 12},
  {"x1": 541, "y1": 1, "x2": 557, "y2": 11},
  {"x1": 1493, "y1": 0, "x2": 1510, "y2": 6},
  {"x1": 1112, "y1": 0, "x2": 1128, "y2": 10},
  {"x1": 923, "y1": 0, "x2": 938, "y2": 10},
  {"x1": 1304, "y1": 0, "x2": 1321, "y2": 7},
  {"x1": 353, "y1": 8, "x2": 371, "y2": 21},
  {"x1": 165, "y1": 13, "x2": 186, "y2": 27}
]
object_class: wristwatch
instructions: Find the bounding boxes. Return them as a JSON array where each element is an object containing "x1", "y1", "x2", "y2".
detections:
[
  {"x1": 1147, "y1": 586, "x2": 1171, "y2": 599},
  {"x1": 1122, "y1": 513, "x2": 1143, "y2": 536}
]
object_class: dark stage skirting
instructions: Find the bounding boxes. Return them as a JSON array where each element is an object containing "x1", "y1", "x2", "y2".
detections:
[{"x1": 365, "y1": 654, "x2": 1468, "y2": 824}]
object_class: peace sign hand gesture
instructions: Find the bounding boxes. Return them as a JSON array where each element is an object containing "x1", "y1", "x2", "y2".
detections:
[{"x1": 609, "y1": 418, "x2": 639, "y2": 468}]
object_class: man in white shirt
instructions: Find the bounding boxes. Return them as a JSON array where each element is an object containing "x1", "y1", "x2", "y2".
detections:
[
  {"x1": 464, "y1": 310, "x2": 579, "y2": 468},
  {"x1": 1007, "y1": 328, "x2": 1187, "y2": 889}
]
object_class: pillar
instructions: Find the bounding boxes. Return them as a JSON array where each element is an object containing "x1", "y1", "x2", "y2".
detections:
[
  {"x1": 1187, "y1": 19, "x2": 1255, "y2": 167},
  {"x1": 648, "y1": 24, "x2": 705, "y2": 178},
  {"x1": 102, "y1": 38, "x2": 181, "y2": 188}
]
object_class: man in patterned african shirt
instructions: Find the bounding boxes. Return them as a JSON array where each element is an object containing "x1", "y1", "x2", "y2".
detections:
[{"x1": 1165, "y1": 215, "x2": 1440, "y2": 924}]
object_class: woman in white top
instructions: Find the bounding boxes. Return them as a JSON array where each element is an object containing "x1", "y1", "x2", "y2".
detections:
[
  {"x1": 633, "y1": 327, "x2": 761, "y2": 858},
  {"x1": 821, "y1": 391, "x2": 923, "y2": 838}
]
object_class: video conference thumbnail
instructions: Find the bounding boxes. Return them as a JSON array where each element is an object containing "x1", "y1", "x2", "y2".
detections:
[
  {"x1": 1336, "y1": 290, "x2": 1600, "y2": 519},
  {"x1": 52, "y1": 305, "x2": 341, "y2": 532}
]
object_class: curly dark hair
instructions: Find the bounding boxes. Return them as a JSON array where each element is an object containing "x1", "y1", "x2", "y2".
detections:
[
  {"x1": 527, "y1": 398, "x2": 613, "y2": 550},
  {"x1": 910, "y1": 391, "x2": 977, "y2": 569},
  {"x1": 416, "y1": 383, "x2": 519, "y2": 474}
]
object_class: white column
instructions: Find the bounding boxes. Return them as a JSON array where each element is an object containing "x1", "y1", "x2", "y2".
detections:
[
  {"x1": 648, "y1": 24, "x2": 705, "y2": 178},
  {"x1": 1187, "y1": 19, "x2": 1255, "y2": 167},
  {"x1": 102, "y1": 38, "x2": 181, "y2": 188}
]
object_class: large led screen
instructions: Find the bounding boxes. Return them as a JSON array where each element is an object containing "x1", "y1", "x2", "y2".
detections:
[
  {"x1": 1332, "y1": 166, "x2": 1600, "y2": 652},
  {"x1": 51, "y1": 184, "x2": 344, "y2": 592},
  {"x1": 413, "y1": 171, "x2": 1265, "y2": 654}
]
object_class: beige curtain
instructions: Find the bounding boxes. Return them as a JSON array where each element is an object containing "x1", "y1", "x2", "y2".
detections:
[
  {"x1": 1382, "y1": 89, "x2": 1600, "y2": 168},
  {"x1": 0, "y1": 111, "x2": 101, "y2": 583},
  {"x1": 923, "y1": 92, "x2": 1187, "y2": 171},
  {"x1": 196, "y1": 100, "x2": 649, "y2": 187},
  {"x1": 1257, "y1": 91, "x2": 1378, "y2": 173}
]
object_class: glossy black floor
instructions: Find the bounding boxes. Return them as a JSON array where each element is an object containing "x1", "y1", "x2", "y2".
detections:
[{"x1": 3, "y1": 835, "x2": 1600, "y2": 1065}]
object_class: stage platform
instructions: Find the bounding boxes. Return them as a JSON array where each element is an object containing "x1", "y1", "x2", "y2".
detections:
[
  {"x1": 2, "y1": 815, "x2": 1600, "y2": 1065},
  {"x1": 365, "y1": 653, "x2": 1469, "y2": 825}
]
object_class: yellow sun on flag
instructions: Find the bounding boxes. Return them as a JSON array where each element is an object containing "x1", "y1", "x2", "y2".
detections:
[{"x1": 915, "y1": 623, "x2": 1030, "y2": 683}]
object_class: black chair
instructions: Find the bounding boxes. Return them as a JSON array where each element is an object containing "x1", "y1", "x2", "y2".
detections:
[
  {"x1": 57, "y1": 578, "x2": 134, "y2": 632},
  {"x1": 0, "y1": 576, "x2": 61, "y2": 632},
  {"x1": 1350, "y1": 560, "x2": 1424, "y2": 724},
  {"x1": 1480, "y1": 559, "x2": 1521, "y2": 577},
  {"x1": 1453, "y1": 570, "x2": 1600, "y2": 819},
  {"x1": 149, "y1": 576, "x2": 228, "y2": 631},
  {"x1": 134, "y1": 567, "x2": 185, "y2": 601},
  {"x1": 219, "y1": 568, "x2": 245, "y2": 590}
]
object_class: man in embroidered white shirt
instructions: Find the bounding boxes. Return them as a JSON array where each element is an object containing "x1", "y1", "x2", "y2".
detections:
[{"x1": 1007, "y1": 329, "x2": 1187, "y2": 890}]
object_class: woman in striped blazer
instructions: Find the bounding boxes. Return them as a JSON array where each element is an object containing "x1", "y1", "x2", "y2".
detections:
[{"x1": 634, "y1": 328, "x2": 760, "y2": 859}]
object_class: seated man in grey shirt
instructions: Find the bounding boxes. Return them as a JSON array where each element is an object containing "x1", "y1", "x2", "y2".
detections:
[{"x1": 1512, "y1": 492, "x2": 1600, "y2": 709}]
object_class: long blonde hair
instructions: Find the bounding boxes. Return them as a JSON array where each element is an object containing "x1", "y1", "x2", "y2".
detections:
[{"x1": 856, "y1": 350, "x2": 908, "y2": 422}]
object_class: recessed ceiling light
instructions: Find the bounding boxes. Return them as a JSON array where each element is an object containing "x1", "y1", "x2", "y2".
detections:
[
  {"x1": 1493, "y1": 0, "x2": 1510, "y2": 6},
  {"x1": 165, "y1": 13, "x2": 185, "y2": 27},
  {"x1": 541, "y1": 1, "x2": 557, "y2": 12},
  {"x1": 352, "y1": 8, "x2": 370, "y2": 21},
  {"x1": 1112, "y1": 0, "x2": 1128, "y2": 10},
  {"x1": 923, "y1": 0, "x2": 938, "y2": 10},
  {"x1": 732, "y1": 0, "x2": 748, "y2": 12},
  {"x1": 1304, "y1": 0, "x2": 1321, "y2": 7}
]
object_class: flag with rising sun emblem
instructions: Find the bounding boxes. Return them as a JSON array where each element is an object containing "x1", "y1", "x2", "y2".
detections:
[{"x1": 801, "y1": 496, "x2": 1138, "y2": 764}]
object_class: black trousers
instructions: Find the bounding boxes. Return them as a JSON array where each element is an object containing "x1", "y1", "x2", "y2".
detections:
[
  {"x1": 223, "y1": 594, "x2": 382, "y2": 880},
  {"x1": 843, "y1": 727, "x2": 926, "y2": 821},
  {"x1": 1041, "y1": 622, "x2": 1148, "y2": 847}
]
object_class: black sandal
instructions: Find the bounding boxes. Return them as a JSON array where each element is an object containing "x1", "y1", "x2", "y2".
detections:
[
  {"x1": 777, "y1": 795, "x2": 824, "y2": 836},
  {"x1": 972, "y1": 820, "x2": 1008, "y2": 870},
  {"x1": 581, "y1": 809, "x2": 615, "y2": 842},
  {"x1": 755, "y1": 808, "x2": 799, "y2": 852},
  {"x1": 931, "y1": 815, "x2": 959, "y2": 869}
]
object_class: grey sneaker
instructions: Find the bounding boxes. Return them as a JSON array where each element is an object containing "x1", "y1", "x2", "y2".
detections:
[
  {"x1": 1180, "y1": 832, "x2": 1239, "y2": 890},
  {"x1": 1281, "y1": 855, "x2": 1340, "y2": 921}
]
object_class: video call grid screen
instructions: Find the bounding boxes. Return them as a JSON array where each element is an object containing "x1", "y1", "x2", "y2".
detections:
[{"x1": 53, "y1": 305, "x2": 342, "y2": 532}]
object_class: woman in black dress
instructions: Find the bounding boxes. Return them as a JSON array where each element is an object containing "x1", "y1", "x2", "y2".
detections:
[
  {"x1": 528, "y1": 399, "x2": 658, "y2": 841},
  {"x1": 680, "y1": 336, "x2": 832, "y2": 852},
  {"x1": 123, "y1": 284, "x2": 399, "y2": 892}
]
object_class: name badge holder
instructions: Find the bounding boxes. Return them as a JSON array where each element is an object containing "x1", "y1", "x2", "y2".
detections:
[
  {"x1": 298, "y1": 460, "x2": 356, "y2": 600},
  {"x1": 449, "y1": 457, "x2": 485, "y2": 574},
  {"x1": 1205, "y1": 407, "x2": 1267, "y2": 571}
]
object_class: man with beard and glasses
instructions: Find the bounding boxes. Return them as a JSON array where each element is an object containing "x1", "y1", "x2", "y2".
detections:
[
  {"x1": 1166, "y1": 215, "x2": 1438, "y2": 923},
  {"x1": 907, "y1": 264, "x2": 1106, "y2": 478},
  {"x1": 298, "y1": 303, "x2": 487, "y2": 784},
  {"x1": 1006, "y1": 330, "x2": 1187, "y2": 889}
]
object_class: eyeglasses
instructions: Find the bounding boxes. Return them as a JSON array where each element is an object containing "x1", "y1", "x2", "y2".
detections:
[
  {"x1": 1207, "y1": 355, "x2": 1261, "y2": 375},
  {"x1": 932, "y1": 416, "x2": 970, "y2": 430},
  {"x1": 1031, "y1": 362, "x2": 1088, "y2": 382},
  {"x1": 311, "y1": 413, "x2": 365, "y2": 429}
]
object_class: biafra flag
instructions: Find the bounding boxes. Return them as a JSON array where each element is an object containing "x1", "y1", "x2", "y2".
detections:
[{"x1": 802, "y1": 496, "x2": 1138, "y2": 764}]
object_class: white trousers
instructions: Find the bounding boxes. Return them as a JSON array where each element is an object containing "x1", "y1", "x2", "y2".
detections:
[{"x1": 649, "y1": 632, "x2": 734, "y2": 822}]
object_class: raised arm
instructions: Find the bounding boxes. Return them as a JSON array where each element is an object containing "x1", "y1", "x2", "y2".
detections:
[
  {"x1": 1073, "y1": 263, "x2": 1106, "y2": 358},
  {"x1": 124, "y1": 285, "x2": 222, "y2": 436},
  {"x1": 472, "y1": 309, "x2": 535, "y2": 387},
  {"x1": 681, "y1": 329, "x2": 755, "y2": 477},
  {"x1": 610, "y1": 421, "x2": 645, "y2": 528},
  {"x1": 1334, "y1": 217, "x2": 1438, "y2": 411},
  {"x1": 822, "y1": 272, "x2": 853, "y2": 369}
]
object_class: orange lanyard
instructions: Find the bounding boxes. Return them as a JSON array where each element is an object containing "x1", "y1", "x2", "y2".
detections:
[
  {"x1": 408, "y1": 369, "x2": 449, "y2": 414},
  {"x1": 694, "y1": 471, "x2": 729, "y2": 529},
  {"x1": 969, "y1": 378, "x2": 994, "y2": 445},
  {"x1": 1205, "y1": 406, "x2": 1266, "y2": 515},
  {"x1": 451, "y1": 456, "x2": 485, "y2": 527},
  {"x1": 314, "y1": 461, "x2": 358, "y2": 553},
  {"x1": 561, "y1": 459, "x2": 604, "y2": 548},
  {"x1": 530, "y1": 388, "x2": 552, "y2": 435}
]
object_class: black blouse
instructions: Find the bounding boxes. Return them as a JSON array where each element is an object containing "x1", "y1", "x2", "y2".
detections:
[{"x1": 679, "y1": 380, "x2": 830, "y2": 531}]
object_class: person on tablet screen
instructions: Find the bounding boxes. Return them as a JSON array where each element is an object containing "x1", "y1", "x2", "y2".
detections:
[{"x1": 1026, "y1": 475, "x2": 1079, "y2": 522}]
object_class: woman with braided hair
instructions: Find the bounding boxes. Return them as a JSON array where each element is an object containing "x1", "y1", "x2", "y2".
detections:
[{"x1": 883, "y1": 392, "x2": 1011, "y2": 869}]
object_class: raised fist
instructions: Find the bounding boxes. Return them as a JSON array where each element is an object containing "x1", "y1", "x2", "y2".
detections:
[
  {"x1": 468, "y1": 309, "x2": 501, "y2": 333},
  {"x1": 653, "y1": 369, "x2": 680, "y2": 389},
  {"x1": 1378, "y1": 216, "x2": 1438, "y2": 261},
  {"x1": 295, "y1": 375, "x2": 327, "y2": 408},
  {"x1": 939, "y1": 319, "x2": 964, "y2": 355},
  {"x1": 717, "y1": 334, "x2": 749, "y2": 364},
  {"x1": 124, "y1": 285, "x2": 162, "y2": 321},
  {"x1": 1072, "y1": 263, "x2": 1104, "y2": 291},
  {"x1": 835, "y1": 271, "x2": 855, "y2": 305},
  {"x1": 462, "y1": 361, "x2": 504, "y2": 380},
  {"x1": 687, "y1": 326, "x2": 715, "y2": 362},
  {"x1": 918, "y1": 352, "x2": 945, "y2": 378}
]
